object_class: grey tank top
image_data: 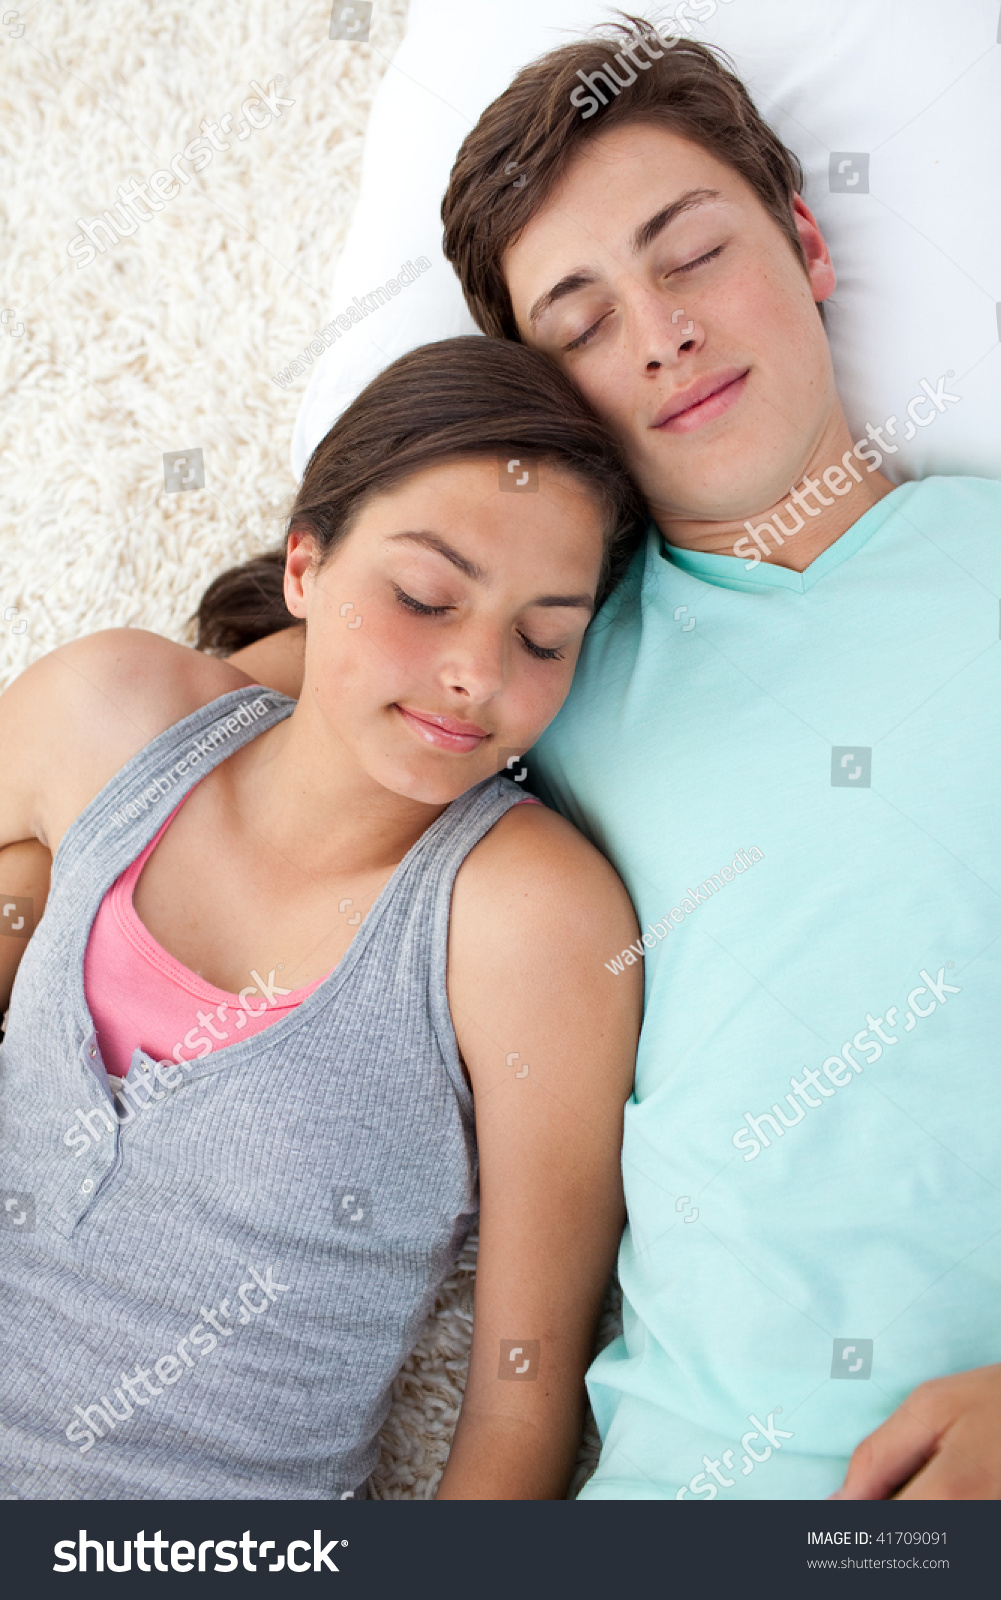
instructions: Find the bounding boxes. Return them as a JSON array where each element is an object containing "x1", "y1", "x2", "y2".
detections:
[{"x1": 0, "y1": 687, "x2": 528, "y2": 1498}]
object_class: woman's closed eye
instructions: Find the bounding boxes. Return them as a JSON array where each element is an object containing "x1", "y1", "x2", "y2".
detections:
[
  {"x1": 394, "y1": 585, "x2": 565, "y2": 662},
  {"x1": 519, "y1": 634, "x2": 564, "y2": 662},
  {"x1": 393, "y1": 584, "x2": 452, "y2": 616}
]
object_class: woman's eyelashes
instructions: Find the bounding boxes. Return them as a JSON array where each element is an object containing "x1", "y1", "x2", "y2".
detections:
[
  {"x1": 519, "y1": 633, "x2": 564, "y2": 662},
  {"x1": 393, "y1": 583, "x2": 451, "y2": 617},
  {"x1": 392, "y1": 584, "x2": 565, "y2": 662}
]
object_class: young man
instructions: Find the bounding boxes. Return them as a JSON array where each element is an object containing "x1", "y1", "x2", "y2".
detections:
[{"x1": 438, "y1": 23, "x2": 1001, "y2": 1500}]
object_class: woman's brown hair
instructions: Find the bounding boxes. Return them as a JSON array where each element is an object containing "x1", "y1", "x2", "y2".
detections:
[
  {"x1": 195, "y1": 336, "x2": 646, "y2": 653},
  {"x1": 442, "y1": 16, "x2": 807, "y2": 341}
]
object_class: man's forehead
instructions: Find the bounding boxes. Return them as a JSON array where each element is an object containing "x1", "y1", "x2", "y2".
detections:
[
  {"x1": 509, "y1": 128, "x2": 737, "y2": 267},
  {"x1": 523, "y1": 187, "x2": 724, "y2": 328},
  {"x1": 547, "y1": 120, "x2": 730, "y2": 209}
]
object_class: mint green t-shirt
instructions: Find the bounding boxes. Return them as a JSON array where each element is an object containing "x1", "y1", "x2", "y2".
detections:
[{"x1": 530, "y1": 477, "x2": 1001, "y2": 1500}]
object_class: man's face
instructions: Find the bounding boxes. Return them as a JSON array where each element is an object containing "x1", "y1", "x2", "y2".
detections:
[{"x1": 504, "y1": 123, "x2": 839, "y2": 526}]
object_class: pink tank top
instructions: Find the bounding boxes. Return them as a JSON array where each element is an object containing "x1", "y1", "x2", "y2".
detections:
[
  {"x1": 85, "y1": 786, "x2": 542, "y2": 1081},
  {"x1": 84, "y1": 794, "x2": 325, "y2": 1080}
]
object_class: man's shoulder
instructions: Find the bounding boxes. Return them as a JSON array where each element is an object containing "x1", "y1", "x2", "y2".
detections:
[
  {"x1": 895, "y1": 474, "x2": 1001, "y2": 517},
  {"x1": 882, "y1": 475, "x2": 1001, "y2": 567}
]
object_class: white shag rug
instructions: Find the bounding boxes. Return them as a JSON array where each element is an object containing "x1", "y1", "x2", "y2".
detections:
[{"x1": 0, "y1": 0, "x2": 617, "y2": 1497}]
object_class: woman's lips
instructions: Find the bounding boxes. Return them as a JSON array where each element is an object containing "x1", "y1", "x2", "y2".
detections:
[
  {"x1": 653, "y1": 368, "x2": 749, "y2": 434},
  {"x1": 395, "y1": 705, "x2": 488, "y2": 753}
]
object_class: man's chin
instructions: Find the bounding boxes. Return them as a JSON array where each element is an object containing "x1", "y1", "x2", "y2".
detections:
[
  {"x1": 645, "y1": 494, "x2": 763, "y2": 539},
  {"x1": 643, "y1": 468, "x2": 811, "y2": 543},
  {"x1": 634, "y1": 420, "x2": 805, "y2": 523}
]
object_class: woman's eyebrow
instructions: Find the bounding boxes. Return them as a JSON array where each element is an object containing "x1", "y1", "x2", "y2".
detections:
[
  {"x1": 386, "y1": 533, "x2": 593, "y2": 613},
  {"x1": 387, "y1": 531, "x2": 486, "y2": 580},
  {"x1": 532, "y1": 593, "x2": 595, "y2": 614}
]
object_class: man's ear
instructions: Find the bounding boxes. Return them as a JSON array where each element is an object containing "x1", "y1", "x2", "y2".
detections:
[
  {"x1": 792, "y1": 194, "x2": 837, "y2": 305},
  {"x1": 284, "y1": 526, "x2": 319, "y2": 620}
]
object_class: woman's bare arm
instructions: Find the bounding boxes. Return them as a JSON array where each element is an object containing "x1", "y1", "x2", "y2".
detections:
[
  {"x1": 0, "y1": 839, "x2": 51, "y2": 1014},
  {"x1": 438, "y1": 803, "x2": 642, "y2": 1498},
  {"x1": 0, "y1": 629, "x2": 261, "y2": 1006}
]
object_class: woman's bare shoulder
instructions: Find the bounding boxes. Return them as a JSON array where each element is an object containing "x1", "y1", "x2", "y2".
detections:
[
  {"x1": 458, "y1": 797, "x2": 628, "y2": 897},
  {"x1": 0, "y1": 629, "x2": 255, "y2": 850},
  {"x1": 451, "y1": 797, "x2": 641, "y2": 976},
  {"x1": 18, "y1": 628, "x2": 253, "y2": 745},
  {"x1": 448, "y1": 798, "x2": 642, "y2": 1106}
]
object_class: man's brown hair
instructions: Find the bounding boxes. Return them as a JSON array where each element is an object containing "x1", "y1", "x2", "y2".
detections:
[{"x1": 442, "y1": 14, "x2": 807, "y2": 341}]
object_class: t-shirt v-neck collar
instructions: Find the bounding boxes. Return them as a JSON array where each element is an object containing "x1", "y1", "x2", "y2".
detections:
[{"x1": 655, "y1": 482, "x2": 911, "y2": 594}]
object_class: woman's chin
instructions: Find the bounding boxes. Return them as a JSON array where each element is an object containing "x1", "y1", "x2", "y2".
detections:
[{"x1": 375, "y1": 757, "x2": 493, "y2": 809}]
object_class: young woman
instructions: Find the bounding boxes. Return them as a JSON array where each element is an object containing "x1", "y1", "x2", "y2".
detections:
[{"x1": 0, "y1": 338, "x2": 644, "y2": 1500}]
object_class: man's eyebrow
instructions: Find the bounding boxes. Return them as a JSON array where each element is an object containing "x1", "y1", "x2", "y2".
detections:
[
  {"x1": 387, "y1": 531, "x2": 486, "y2": 581},
  {"x1": 527, "y1": 188, "x2": 723, "y2": 325},
  {"x1": 528, "y1": 271, "x2": 601, "y2": 327},
  {"x1": 631, "y1": 187, "x2": 722, "y2": 254}
]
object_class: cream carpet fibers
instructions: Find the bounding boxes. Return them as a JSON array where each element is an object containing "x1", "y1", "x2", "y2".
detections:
[
  {"x1": 0, "y1": 0, "x2": 615, "y2": 1497},
  {"x1": 0, "y1": 0, "x2": 410, "y2": 682}
]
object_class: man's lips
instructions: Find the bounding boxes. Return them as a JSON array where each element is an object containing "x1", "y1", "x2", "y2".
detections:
[
  {"x1": 395, "y1": 705, "x2": 489, "y2": 753},
  {"x1": 652, "y1": 367, "x2": 749, "y2": 434}
]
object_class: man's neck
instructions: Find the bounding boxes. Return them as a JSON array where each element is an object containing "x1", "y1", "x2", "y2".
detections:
[{"x1": 650, "y1": 417, "x2": 897, "y2": 573}]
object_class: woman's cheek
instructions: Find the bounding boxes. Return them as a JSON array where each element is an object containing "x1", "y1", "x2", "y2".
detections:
[
  {"x1": 511, "y1": 658, "x2": 577, "y2": 748},
  {"x1": 367, "y1": 607, "x2": 443, "y2": 689}
]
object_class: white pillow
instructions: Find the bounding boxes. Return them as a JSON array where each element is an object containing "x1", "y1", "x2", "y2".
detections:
[{"x1": 291, "y1": 0, "x2": 1001, "y2": 485}]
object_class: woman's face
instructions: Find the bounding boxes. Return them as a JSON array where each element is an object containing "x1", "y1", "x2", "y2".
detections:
[{"x1": 285, "y1": 456, "x2": 607, "y2": 805}]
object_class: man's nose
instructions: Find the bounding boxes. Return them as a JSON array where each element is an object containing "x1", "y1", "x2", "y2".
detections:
[{"x1": 626, "y1": 286, "x2": 703, "y2": 371}]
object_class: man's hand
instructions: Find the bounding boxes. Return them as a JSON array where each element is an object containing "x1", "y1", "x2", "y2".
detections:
[{"x1": 833, "y1": 1364, "x2": 1001, "y2": 1499}]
